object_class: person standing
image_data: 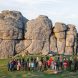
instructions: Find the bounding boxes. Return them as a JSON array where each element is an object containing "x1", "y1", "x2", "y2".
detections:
[
  {"x1": 24, "y1": 60, "x2": 27, "y2": 71},
  {"x1": 47, "y1": 59, "x2": 51, "y2": 69},
  {"x1": 68, "y1": 57, "x2": 72, "y2": 71},
  {"x1": 59, "y1": 55, "x2": 63, "y2": 70},
  {"x1": 63, "y1": 58, "x2": 68, "y2": 70},
  {"x1": 21, "y1": 58, "x2": 25, "y2": 70},
  {"x1": 54, "y1": 60, "x2": 57, "y2": 70},
  {"x1": 56, "y1": 57, "x2": 60, "y2": 71},
  {"x1": 74, "y1": 56, "x2": 77, "y2": 72},
  {"x1": 7, "y1": 60, "x2": 11, "y2": 71},
  {"x1": 17, "y1": 60, "x2": 21, "y2": 71},
  {"x1": 31, "y1": 61, "x2": 35, "y2": 71},
  {"x1": 38, "y1": 60, "x2": 42, "y2": 71}
]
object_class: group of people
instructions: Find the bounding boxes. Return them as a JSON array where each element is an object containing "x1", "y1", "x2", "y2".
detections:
[{"x1": 7, "y1": 55, "x2": 78, "y2": 72}]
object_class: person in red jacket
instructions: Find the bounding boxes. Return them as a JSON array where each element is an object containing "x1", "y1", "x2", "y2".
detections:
[
  {"x1": 47, "y1": 60, "x2": 51, "y2": 68},
  {"x1": 49, "y1": 56, "x2": 53, "y2": 63},
  {"x1": 63, "y1": 58, "x2": 68, "y2": 70}
]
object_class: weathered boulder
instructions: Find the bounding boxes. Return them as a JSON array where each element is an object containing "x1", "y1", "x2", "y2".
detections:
[
  {"x1": 57, "y1": 39, "x2": 65, "y2": 54},
  {"x1": 0, "y1": 10, "x2": 77, "y2": 59},
  {"x1": 54, "y1": 32, "x2": 66, "y2": 39},
  {"x1": 42, "y1": 40, "x2": 50, "y2": 55},
  {"x1": 65, "y1": 47, "x2": 73, "y2": 55},
  {"x1": 65, "y1": 24, "x2": 77, "y2": 55},
  {"x1": 25, "y1": 15, "x2": 52, "y2": 40},
  {"x1": 0, "y1": 40, "x2": 15, "y2": 59},
  {"x1": 24, "y1": 15, "x2": 52, "y2": 55},
  {"x1": 50, "y1": 35, "x2": 57, "y2": 52},
  {"x1": 0, "y1": 27, "x2": 23, "y2": 39},
  {"x1": 67, "y1": 24, "x2": 77, "y2": 36},
  {"x1": 74, "y1": 40, "x2": 77, "y2": 55},
  {"x1": 15, "y1": 40, "x2": 32, "y2": 54},
  {"x1": 0, "y1": 10, "x2": 28, "y2": 39},
  {"x1": 15, "y1": 40, "x2": 25, "y2": 54},
  {"x1": 26, "y1": 40, "x2": 44, "y2": 54},
  {"x1": 0, "y1": 10, "x2": 28, "y2": 59},
  {"x1": 67, "y1": 24, "x2": 76, "y2": 31},
  {"x1": 15, "y1": 40, "x2": 31, "y2": 57},
  {"x1": 16, "y1": 40, "x2": 49, "y2": 55},
  {"x1": 53, "y1": 22, "x2": 67, "y2": 54},
  {"x1": 53, "y1": 22, "x2": 67, "y2": 33},
  {"x1": 66, "y1": 35, "x2": 74, "y2": 47}
]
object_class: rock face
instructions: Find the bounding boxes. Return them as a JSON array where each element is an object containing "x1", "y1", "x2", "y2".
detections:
[
  {"x1": 0, "y1": 10, "x2": 25, "y2": 39},
  {"x1": 53, "y1": 22, "x2": 67, "y2": 54},
  {"x1": 65, "y1": 24, "x2": 77, "y2": 55},
  {"x1": 24, "y1": 15, "x2": 52, "y2": 55},
  {"x1": 0, "y1": 10, "x2": 28, "y2": 59},
  {"x1": 0, "y1": 40, "x2": 15, "y2": 59},
  {"x1": 25, "y1": 15, "x2": 52, "y2": 40},
  {"x1": 0, "y1": 10, "x2": 77, "y2": 59},
  {"x1": 54, "y1": 22, "x2": 67, "y2": 33},
  {"x1": 50, "y1": 35, "x2": 57, "y2": 53}
]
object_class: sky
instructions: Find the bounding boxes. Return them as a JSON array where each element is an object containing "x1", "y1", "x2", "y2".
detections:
[{"x1": 0, "y1": 0, "x2": 78, "y2": 30}]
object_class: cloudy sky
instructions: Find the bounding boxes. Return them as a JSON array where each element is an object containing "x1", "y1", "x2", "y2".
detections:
[{"x1": 0, "y1": 0, "x2": 78, "y2": 30}]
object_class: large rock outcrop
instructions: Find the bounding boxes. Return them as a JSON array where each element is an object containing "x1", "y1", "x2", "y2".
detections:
[
  {"x1": 0, "y1": 10, "x2": 28, "y2": 59},
  {"x1": 0, "y1": 10, "x2": 77, "y2": 59},
  {"x1": 53, "y1": 22, "x2": 67, "y2": 54},
  {"x1": 65, "y1": 24, "x2": 77, "y2": 55},
  {"x1": 24, "y1": 15, "x2": 52, "y2": 55},
  {"x1": 50, "y1": 35, "x2": 57, "y2": 53},
  {"x1": 0, "y1": 10, "x2": 25, "y2": 39}
]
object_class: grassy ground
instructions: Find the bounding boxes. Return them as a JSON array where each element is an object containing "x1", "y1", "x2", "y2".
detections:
[{"x1": 0, "y1": 58, "x2": 78, "y2": 78}]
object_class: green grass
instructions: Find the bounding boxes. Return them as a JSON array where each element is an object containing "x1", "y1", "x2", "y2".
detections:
[{"x1": 0, "y1": 58, "x2": 78, "y2": 78}]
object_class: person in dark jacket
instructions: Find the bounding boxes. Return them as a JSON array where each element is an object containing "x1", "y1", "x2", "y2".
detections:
[
  {"x1": 21, "y1": 58, "x2": 25, "y2": 70},
  {"x1": 7, "y1": 61, "x2": 11, "y2": 71},
  {"x1": 74, "y1": 56, "x2": 78, "y2": 72},
  {"x1": 24, "y1": 60, "x2": 27, "y2": 71},
  {"x1": 68, "y1": 57, "x2": 72, "y2": 71},
  {"x1": 56, "y1": 57, "x2": 60, "y2": 71}
]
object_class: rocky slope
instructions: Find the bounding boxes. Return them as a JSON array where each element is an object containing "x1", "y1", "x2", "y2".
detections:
[{"x1": 0, "y1": 10, "x2": 77, "y2": 59}]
